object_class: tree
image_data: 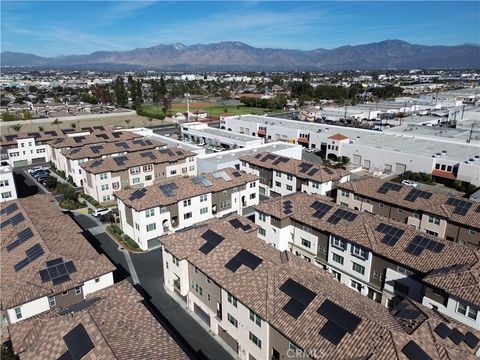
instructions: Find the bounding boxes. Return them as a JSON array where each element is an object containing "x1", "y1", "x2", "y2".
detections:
[
  {"x1": 125, "y1": 119, "x2": 131, "y2": 127},
  {"x1": 114, "y1": 76, "x2": 128, "y2": 106},
  {"x1": 10, "y1": 124, "x2": 22, "y2": 132},
  {"x1": 162, "y1": 95, "x2": 172, "y2": 116},
  {"x1": 51, "y1": 118, "x2": 62, "y2": 129},
  {"x1": 1, "y1": 111, "x2": 17, "y2": 121},
  {"x1": 38, "y1": 126, "x2": 44, "y2": 132},
  {"x1": 70, "y1": 122, "x2": 77, "y2": 129},
  {"x1": 22, "y1": 109, "x2": 33, "y2": 120},
  {"x1": 341, "y1": 156, "x2": 351, "y2": 165},
  {"x1": 56, "y1": 183, "x2": 76, "y2": 201},
  {"x1": 220, "y1": 88, "x2": 231, "y2": 100}
]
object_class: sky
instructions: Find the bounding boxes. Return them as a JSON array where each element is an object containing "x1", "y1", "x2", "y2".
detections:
[{"x1": 1, "y1": 1, "x2": 479, "y2": 57}]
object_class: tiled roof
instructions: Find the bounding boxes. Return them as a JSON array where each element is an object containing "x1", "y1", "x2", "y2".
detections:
[
  {"x1": 80, "y1": 147, "x2": 196, "y2": 174},
  {"x1": 239, "y1": 152, "x2": 349, "y2": 183},
  {"x1": 49, "y1": 130, "x2": 140, "y2": 149},
  {"x1": 115, "y1": 168, "x2": 258, "y2": 211},
  {"x1": 8, "y1": 280, "x2": 189, "y2": 360},
  {"x1": 62, "y1": 138, "x2": 166, "y2": 160},
  {"x1": 0, "y1": 195, "x2": 115, "y2": 309},
  {"x1": 159, "y1": 215, "x2": 480, "y2": 360},
  {"x1": 338, "y1": 176, "x2": 480, "y2": 229},
  {"x1": 328, "y1": 133, "x2": 349, "y2": 141},
  {"x1": 254, "y1": 192, "x2": 479, "y2": 275}
]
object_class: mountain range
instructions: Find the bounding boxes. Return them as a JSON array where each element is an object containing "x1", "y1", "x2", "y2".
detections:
[{"x1": 2, "y1": 40, "x2": 479, "y2": 70}]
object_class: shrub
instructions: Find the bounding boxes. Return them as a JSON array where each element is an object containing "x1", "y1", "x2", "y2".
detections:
[
  {"x1": 56, "y1": 183, "x2": 77, "y2": 201},
  {"x1": 80, "y1": 193, "x2": 100, "y2": 207},
  {"x1": 44, "y1": 176, "x2": 57, "y2": 190},
  {"x1": 453, "y1": 180, "x2": 462, "y2": 190}
]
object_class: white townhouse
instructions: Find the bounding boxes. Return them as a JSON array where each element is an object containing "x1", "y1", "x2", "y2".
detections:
[
  {"x1": 115, "y1": 168, "x2": 259, "y2": 250},
  {"x1": 0, "y1": 161, "x2": 17, "y2": 202}
]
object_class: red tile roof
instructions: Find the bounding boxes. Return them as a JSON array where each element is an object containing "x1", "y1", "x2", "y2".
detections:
[{"x1": 328, "y1": 133, "x2": 349, "y2": 141}]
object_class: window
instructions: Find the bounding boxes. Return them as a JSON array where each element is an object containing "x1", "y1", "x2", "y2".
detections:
[
  {"x1": 145, "y1": 175, "x2": 152, "y2": 181},
  {"x1": 312, "y1": 181, "x2": 319, "y2": 189},
  {"x1": 332, "y1": 270, "x2": 341, "y2": 281},
  {"x1": 250, "y1": 310, "x2": 262, "y2": 326},
  {"x1": 288, "y1": 341, "x2": 299, "y2": 352},
  {"x1": 396, "y1": 266, "x2": 413, "y2": 276},
  {"x1": 286, "y1": 185, "x2": 293, "y2": 191},
  {"x1": 160, "y1": 206, "x2": 167, "y2": 214},
  {"x1": 1, "y1": 192, "x2": 12, "y2": 199},
  {"x1": 132, "y1": 177, "x2": 140, "y2": 184},
  {"x1": 352, "y1": 262, "x2": 365, "y2": 275},
  {"x1": 428, "y1": 215, "x2": 441, "y2": 225},
  {"x1": 332, "y1": 253, "x2": 344, "y2": 265},
  {"x1": 302, "y1": 225, "x2": 312, "y2": 234},
  {"x1": 275, "y1": 181, "x2": 281, "y2": 187},
  {"x1": 130, "y1": 167, "x2": 140, "y2": 175},
  {"x1": 227, "y1": 313, "x2": 238, "y2": 328},
  {"x1": 146, "y1": 223, "x2": 156, "y2": 232},
  {"x1": 99, "y1": 173, "x2": 108, "y2": 180},
  {"x1": 62, "y1": 291, "x2": 69, "y2": 296},
  {"x1": 75, "y1": 287, "x2": 81, "y2": 295},
  {"x1": 14, "y1": 307, "x2": 22, "y2": 320},
  {"x1": 379, "y1": 203, "x2": 384, "y2": 208},
  {"x1": 143, "y1": 164, "x2": 153, "y2": 172},
  {"x1": 250, "y1": 193, "x2": 256, "y2": 200},
  {"x1": 249, "y1": 332, "x2": 262, "y2": 348},
  {"x1": 351, "y1": 245, "x2": 368, "y2": 260},
  {"x1": 412, "y1": 213, "x2": 420, "y2": 219},
  {"x1": 172, "y1": 255, "x2": 179, "y2": 266},
  {"x1": 220, "y1": 200, "x2": 231, "y2": 209},
  {"x1": 195, "y1": 284, "x2": 203, "y2": 296},
  {"x1": 397, "y1": 208, "x2": 403, "y2": 214},
  {"x1": 258, "y1": 227, "x2": 266, "y2": 236},
  {"x1": 373, "y1": 270, "x2": 379, "y2": 279},
  {"x1": 341, "y1": 189, "x2": 349, "y2": 197},
  {"x1": 145, "y1": 208, "x2": 155, "y2": 218},
  {"x1": 276, "y1": 171, "x2": 281, "y2": 177},
  {"x1": 457, "y1": 302, "x2": 478, "y2": 320},
  {"x1": 189, "y1": 166, "x2": 195, "y2": 171},
  {"x1": 331, "y1": 236, "x2": 347, "y2": 250},
  {"x1": 351, "y1": 280, "x2": 362, "y2": 292},
  {"x1": 207, "y1": 294, "x2": 211, "y2": 301},
  {"x1": 184, "y1": 212, "x2": 192, "y2": 220},
  {"x1": 101, "y1": 184, "x2": 109, "y2": 191},
  {"x1": 95, "y1": 278, "x2": 100, "y2": 283},
  {"x1": 48, "y1": 296, "x2": 56, "y2": 307},
  {"x1": 258, "y1": 213, "x2": 266, "y2": 222},
  {"x1": 170, "y1": 169, "x2": 177, "y2": 175},
  {"x1": 469, "y1": 229, "x2": 477, "y2": 236},
  {"x1": 200, "y1": 194, "x2": 208, "y2": 202},
  {"x1": 206, "y1": 277, "x2": 211, "y2": 284},
  {"x1": 112, "y1": 182, "x2": 119, "y2": 190},
  {"x1": 227, "y1": 292, "x2": 237, "y2": 307},
  {"x1": 135, "y1": 223, "x2": 140, "y2": 230},
  {"x1": 250, "y1": 182, "x2": 256, "y2": 188},
  {"x1": 301, "y1": 238, "x2": 311, "y2": 249},
  {"x1": 200, "y1": 207, "x2": 208, "y2": 214},
  {"x1": 286, "y1": 174, "x2": 293, "y2": 181},
  {"x1": 0, "y1": 179, "x2": 9, "y2": 187},
  {"x1": 183, "y1": 199, "x2": 191, "y2": 207}
]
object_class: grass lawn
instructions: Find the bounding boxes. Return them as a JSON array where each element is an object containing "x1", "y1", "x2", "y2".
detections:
[{"x1": 141, "y1": 103, "x2": 280, "y2": 117}]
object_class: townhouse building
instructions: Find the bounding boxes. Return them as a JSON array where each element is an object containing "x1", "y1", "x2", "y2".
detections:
[
  {"x1": 7, "y1": 280, "x2": 188, "y2": 360},
  {"x1": 0, "y1": 194, "x2": 115, "y2": 324},
  {"x1": 0, "y1": 161, "x2": 17, "y2": 202},
  {"x1": 81, "y1": 147, "x2": 197, "y2": 203},
  {"x1": 239, "y1": 152, "x2": 349, "y2": 197},
  {"x1": 61, "y1": 138, "x2": 165, "y2": 186},
  {"x1": 115, "y1": 168, "x2": 259, "y2": 250},
  {"x1": 160, "y1": 215, "x2": 480, "y2": 360},
  {"x1": 253, "y1": 192, "x2": 480, "y2": 329},
  {"x1": 220, "y1": 115, "x2": 480, "y2": 186},
  {"x1": 337, "y1": 177, "x2": 480, "y2": 249}
]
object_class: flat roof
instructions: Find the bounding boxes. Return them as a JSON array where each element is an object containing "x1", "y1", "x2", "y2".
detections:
[{"x1": 189, "y1": 126, "x2": 260, "y2": 142}]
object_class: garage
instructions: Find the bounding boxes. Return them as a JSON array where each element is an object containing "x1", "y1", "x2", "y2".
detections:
[
  {"x1": 194, "y1": 303, "x2": 210, "y2": 327},
  {"x1": 13, "y1": 159, "x2": 28, "y2": 167},
  {"x1": 32, "y1": 157, "x2": 46, "y2": 164},
  {"x1": 352, "y1": 154, "x2": 362, "y2": 166},
  {"x1": 395, "y1": 163, "x2": 407, "y2": 174},
  {"x1": 218, "y1": 325, "x2": 238, "y2": 353},
  {"x1": 147, "y1": 238, "x2": 161, "y2": 249}
]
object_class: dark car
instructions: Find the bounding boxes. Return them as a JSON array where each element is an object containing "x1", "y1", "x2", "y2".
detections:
[
  {"x1": 32, "y1": 169, "x2": 50, "y2": 177},
  {"x1": 37, "y1": 174, "x2": 49, "y2": 182},
  {"x1": 33, "y1": 170, "x2": 50, "y2": 179}
]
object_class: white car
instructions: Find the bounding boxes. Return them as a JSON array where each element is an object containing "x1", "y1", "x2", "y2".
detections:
[
  {"x1": 402, "y1": 180, "x2": 418, "y2": 188},
  {"x1": 92, "y1": 208, "x2": 112, "y2": 217},
  {"x1": 28, "y1": 166, "x2": 45, "y2": 174},
  {"x1": 306, "y1": 148, "x2": 316, "y2": 153}
]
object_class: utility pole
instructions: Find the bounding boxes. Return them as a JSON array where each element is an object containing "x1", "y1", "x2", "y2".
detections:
[
  {"x1": 467, "y1": 124, "x2": 474, "y2": 143},
  {"x1": 461, "y1": 104, "x2": 465, "y2": 120}
]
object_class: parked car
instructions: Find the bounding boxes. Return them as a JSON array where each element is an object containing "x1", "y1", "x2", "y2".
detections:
[
  {"x1": 36, "y1": 174, "x2": 49, "y2": 182},
  {"x1": 92, "y1": 208, "x2": 112, "y2": 217},
  {"x1": 33, "y1": 170, "x2": 50, "y2": 178},
  {"x1": 306, "y1": 148, "x2": 316, "y2": 153},
  {"x1": 402, "y1": 180, "x2": 418, "y2": 188},
  {"x1": 28, "y1": 166, "x2": 45, "y2": 174}
]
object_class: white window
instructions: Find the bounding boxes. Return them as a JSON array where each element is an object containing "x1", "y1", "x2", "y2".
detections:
[
  {"x1": 428, "y1": 215, "x2": 441, "y2": 225},
  {"x1": 102, "y1": 195, "x2": 111, "y2": 202},
  {"x1": 145, "y1": 208, "x2": 155, "y2": 218},
  {"x1": 200, "y1": 207, "x2": 208, "y2": 215},
  {"x1": 145, "y1": 175, "x2": 152, "y2": 181},
  {"x1": 170, "y1": 169, "x2": 177, "y2": 175},
  {"x1": 352, "y1": 262, "x2": 365, "y2": 275},
  {"x1": 135, "y1": 223, "x2": 140, "y2": 230},
  {"x1": 250, "y1": 193, "x2": 256, "y2": 200},
  {"x1": 1, "y1": 192, "x2": 12, "y2": 199},
  {"x1": 332, "y1": 253, "x2": 344, "y2": 265},
  {"x1": 457, "y1": 302, "x2": 478, "y2": 320},
  {"x1": 132, "y1": 177, "x2": 140, "y2": 184},
  {"x1": 112, "y1": 182, "x2": 119, "y2": 190},
  {"x1": 146, "y1": 223, "x2": 156, "y2": 232},
  {"x1": 312, "y1": 182, "x2": 319, "y2": 189},
  {"x1": 160, "y1": 206, "x2": 167, "y2": 214},
  {"x1": 286, "y1": 174, "x2": 293, "y2": 181},
  {"x1": 172, "y1": 255, "x2": 179, "y2": 266},
  {"x1": 341, "y1": 189, "x2": 349, "y2": 197},
  {"x1": 301, "y1": 238, "x2": 311, "y2": 249},
  {"x1": 130, "y1": 167, "x2": 140, "y2": 175},
  {"x1": 95, "y1": 278, "x2": 100, "y2": 283},
  {"x1": 143, "y1": 164, "x2": 153, "y2": 172},
  {"x1": 99, "y1": 173, "x2": 108, "y2": 180},
  {"x1": 396, "y1": 266, "x2": 413, "y2": 276},
  {"x1": 200, "y1": 194, "x2": 208, "y2": 202},
  {"x1": 351, "y1": 244, "x2": 368, "y2": 260},
  {"x1": 189, "y1": 166, "x2": 195, "y2": 171},
  {"x1": 48, "y1": 296, "x2": 56, "y2": 307},
  {"x1": 351, "y1": 279, "x2": 362, "y2": 292},
  {"x1": 286, "y1": 185, "x2": 293, "y2": 191},
  {"x1": 184, "y1": 212, "x2": 192, "y2": 220},
  {"x1": 183, "y1": 199, "x2": 191, "y2": 207},
  {"x1": 0, "y1": 179, "x2": 9, "y2": 187},
  {"x1": 75, "y1": 287, "x2": 81, "y2": 295},
  {"x1": 258, "y1": 227, "x2": 266, "y2": 236},
  {"x1": 227, "y1": 292, "x2": 237, "y2": 307},
  {"x1": 249, "y1": 332, "x2": 262, "y2": 348},
  {"x1": 275, "y1": 181, "x2": 281, "y2": 187},
  {"x1": 258, "y1": 213, "x2": 266, "y2": 222},
  {"x1": 276, "y1": 171, "x2": 281, "y2": 177},
  {"x1": 331, "y1": 236, "x2": 347, "y2": 250},
  {"x1": 227, "y1": 313, "x2": 238, "y2": 328},
  {"x1": 249, "y1": 310, "x2": 262, "y2": 326},
  {"x1": 397, "y1": 208, "x2": 403, "y2": 214},
  {"x1": 101, "y1": 184, "x2": 109, "y2": 191},
  {"x1": 302, "y1": 225, "x2": 312, "y2": 233},
  {"x1": 15, "y1": 307, "x2": 22, "y2": 319}
]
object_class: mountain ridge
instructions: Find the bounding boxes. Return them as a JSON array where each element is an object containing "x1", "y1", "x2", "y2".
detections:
[{"x1": 2, "y1": 40, "x2": 479, "y2": 70}]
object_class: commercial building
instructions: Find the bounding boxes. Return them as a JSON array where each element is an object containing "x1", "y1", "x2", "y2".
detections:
[
  {"x1": 0, "y1": 161, "x2": 17, "y2": 202},
  {"x1": 337, "y1": 177, "x2": 480, "y2": 248},
  {"x1": 239, "y1": 152, "x2": 349, "y2": 197},
  {"x1": 181, "y1": 122, "x2": 264, "y2": 149},
  {"x1": 7, "y1": 280, "x2": 188, "y2": 360},
  {"x1": 0, "y1": 194, "x2": 115, "y2": 324},
  {"x1": 115, "y1": 168, "x2": 259, "y2": 250},
  {"x1": 220, "y1": 115, "x2": 480, "y2": 186},
  {"x1": 253, "y1": 192, "x2": 480, "y2": 329},
  {"x1": 160, "y1": 214, "x2": 480, "y2": 360},
  {"x1": 80, "y1": 147, "x2": 197, "y2": 203}
]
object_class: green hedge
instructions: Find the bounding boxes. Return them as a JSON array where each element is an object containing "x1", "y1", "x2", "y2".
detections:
[
  {"x1": 108, "y1": 224, "x2": 140, "y2": 250},
  {"x1": 80, "y1": 193, "x2": 100, "y2": 207}
]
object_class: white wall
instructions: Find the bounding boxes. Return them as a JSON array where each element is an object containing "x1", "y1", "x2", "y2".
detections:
[
  {"x1": 82, "y1": 272, "x2": 114, "y2": 296},
  {"x1": 0, "y1": 166, "x2": 17, "y2": 202},
  {"x1": 7, "y1": 296, "x2": 50, "y2": 324}
]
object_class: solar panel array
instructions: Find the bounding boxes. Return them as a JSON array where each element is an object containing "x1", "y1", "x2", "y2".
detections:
[
  {"x1": 191, "y1": 176, "x2": 213, "y2": 187},
  {"x1": 254, "y1": 153, "x2": 263, "y2": 159},
  {"x1": 401, "y1": 341, "x2": 432, "y2": 360},
  {"x1": 159, "y1": 148, "x2": 175, "y2": 157},
  {"x1": 39, "y1": 257, "x2": 77, "y2": 285},
  {"x1": 128, "y1": 188, "x2": 147, "y2": 201},
  {"x1": 159, "y1": 183, "x2": 178, "y2": 197},
  {"x1": 140, "y1": 151, "x2": 157, "y2": 160},
  {"x1": 272, "y1": 156, "x2": 290, "y2": 166},
  {"x1": 283, "y1": 200, "x2": 293, "y2": 214},
  {"x1": 326, "y1": 209, "x2": 357, "y2": 224},
  {"x1": 228, "y1": 218, "x2": 252, "y2": 231},
  {"x1": 112, "y1": 132, "x2": 122, "y2": 138},
  {"x1": 404, "y1": 189, "x2": 433, "y2": 202},
  {"x1": 93, "y1": 125, "x2": 105, "y2": 131},
  {"x1": 434, "y1": 323, "x2": 479, "y2": 349},
  {"x1": 45, "y1": 130, "x2": 57, "y2": 136},
  {"x1": 299, "y1": 162, "x2": 313, "y2": 173},
  {"x1": 225, "y1": 249, "x2": 263, "y2": 272},
  {"x1": 232, "y1": 171, "x2": 241, "y2": 177},
  {"x1": 90, "y1": 145, "x2": 104, "y2": 154},
  {"x1": 14, "y1": 243, "x2": 44, "y2": 272},
  {"x1": 73, "y1": 136, "x2": 86, "y2": 144},
  {"x1": 96, "y1": 133, "x2": 109, "y2": 139},
  {"x1": 323, "y1": 167, "x2": 334, "y2": 175},
  {"x1": 6, "y1": 228, "x2": 34, "y2": 251},
  {"x1": 260, "y1": 154, "x2": 277, "y2": 162},
  {"x1": 59, "y1": 324, "x2": 95, "y2": 360},
  {"x1": 279, "y1": 278, "x2": 317, "y2": 319},
  {"x1": 69, "y1": 148, "x2": 81, "y2": 155},
  {"x1": 113, "y1": 156, "x2": 128, "y2": 166},
  {"x1": 375, "y1": 223, "x2": 405, "y2": 246},
  {"x1": 377, "y1": 182, "x2": 402, "y2": 194},
  {"x1": 115, "y1": 142, "x2": 130, "y2": 149},
  {"x1": 307, "y1": 168, "x2": 319, "y2": 176},
  {"x1": 0, "y1": 203, "x2": 18, "y2": 215},
  {"x1": 310, "y1": 200, "x2": 332, "y2": 219},
  {"x1": 27, "y1": 132, "x2": 40, "y2": 138},
  {"x1": 199, "y1": 230, "x2": 225, "y2": 254},
  {"x1": 446, "y1": 197, "x2": 472, "y2": 215},
  {"x1": 213, "y1": 171, "x2": 232, "y2": 181},
  {"x1": 1, "y1": 212, "x2": 25, "y2": 229},
  {"x1": 90, "y1": 159, "x2": 103, "y2": 168},
  {"x1": 405, "y1": 235, "x2": 445, "y2": 256},
  {"x1": 317, "y1": 300, "x2": 362, "y2": 345}
]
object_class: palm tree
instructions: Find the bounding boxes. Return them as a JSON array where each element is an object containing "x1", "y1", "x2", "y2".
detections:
[
  {"x1": 10, "y1": 124, "x2": 23, "y2": 133},
  {"x1": 38, "y1": 126, "x2": 44, "y2": 132},
  {"x1": 125, "y1": 119, "x2": 131, "y2": 128},
  {"x1": 70, "y1": 122, "x2": 77, "y2": 129},
  {"x1": 51, "y1": 118, "x2": 62, "y2": 129}
]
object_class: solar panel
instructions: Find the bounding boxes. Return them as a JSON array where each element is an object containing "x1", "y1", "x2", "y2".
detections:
[
  {"x1": 446, "y1": 197, "x2": 472, "y2": 215},
  {"x1": 159, "y1": 183, "x2": 177, "y2": 197},
  {"x1": 397, "y1": 309, "x2": 422, "y2": 320},
  {"x1": 96, "y1": 133, "x2": 108, "y2": 139},
  {"x1": 272, "y1": 156, "x2": 290, "y2": 166},
  {"x1": 317, "y1": 300, "x2": 362, "y2": 333},
  {"x1": 69, "y1": 148, "x2": 81, "y2": 155},
  {"x1": 326, "y1": 209, "x2": 357, "y2": 224},
  {"x1": 113, "y1": 156, "x2": 128, "y2": 166},
  {"x1": 140, "y1": 151, "x2": 157, "y2": 160},
  {"x1": 464, "y1": 332, "x2": 480, "y2": 349},
  {"x1": 62, "y1": 324, "x2": 95, "y2": 360},
  {"x1": 434, "y1": 323, "x2": 451, "y2": 339},
  {"x1": 401, "y1": 341, "x2": 432, "y2": 360},
  {"x1": 404, "y1": 235, "x2": 445, "y2": 256},
  {"x1": 376, "y1": 223, "x2": 405, "y2": 246},
  {"x1": 448, "y1": 328, "x2": 464, "y2": 345},
  {"x1": 115, "y1": 142, "x2": 129, "y2": 149},
  {"x1": 213, "y1": 171, "x2": 232, "y2": 181},
  {"x1": 191, "y1": 176, "x2": 212, "y2": 187},
  {"x1": 73, "y1": 136, "x2": 86, "y2": 143},
  {"x1": 310, "y1": 201, "x2": 333, "y2": 219},
  {"x1": 159, "y1": 148, "x2": 175, "y2": 157},
  {"x1": 128, "y1": 188, "x2": 147, "y2": 201},
  {"x1": 90, "y1": 159, "x2": 103, "y2": 168},
  {"x1": 1, "y1": 212, "x2": 25, "y2": 229},
  {"x1": 14, "y1": 244, "x2": 44, "y2": 271},
  {"x1": 404, "y1": 189, "x2": 433, "y2": 202},
  {"x1": 232, "y1": 171, "x2": 241, "y2": 177},
  {"x1": 27, "y1": 132, "x2": 40, "y2": 138},
  {"x1": 225, "y1": 249, "x2": 263, "y2": 272},
  {"x1": 377, "y1": 182, "x2": 402, "y2": 194},
  {"x1": 5, "y1": 135, "x2": 18, "y2": 141},
  {"x1": 323, "y1": 167, "x2": 334, "y2": 175},
  {"x1": 0, "y1": 203, "x2": 18, "y2": 215},
  {"x1": 112, "y1": 132, "x2": 121, "y2": 138},
  {"x1": 228, "y1": 218, "x2": 252, "y2": 231},
  {"x1": 58, "y1": 297, "x2": 101, "y2": 315},
  {"x1": 6, "y1": 228, "x2": 34, "y2": 251},
  {"x1": 299, "y1": 162, "x2": 313, "y2": 173},
  {"x1": 199, "y1": 230, "x2": 225, "y2": 254},
  {"x1": 90, "y1": 145, "x2": 104, "y2": 154},
  {"x1": 261, "y1": 154, "x2": 277, "y2": 162},
  {"x1": 279, "y1": 278, "x2": 316, "y2": 319},
  {"x1": 307, "y1": 168, "x2": 319, "y2": 176},
  {"x1": 319, "y1": 320, "x2": 347, "y2": 345},
  {"x1": 39, "y1": 258, "x2": 77, "y2": 284},
  {"x1": 93, "y1": 125, "x2": 105, "y2": 131}
]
